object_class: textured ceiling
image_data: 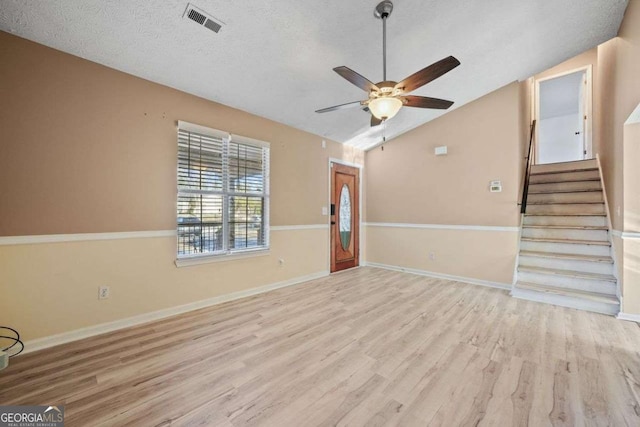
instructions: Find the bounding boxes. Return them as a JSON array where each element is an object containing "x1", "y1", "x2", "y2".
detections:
[{"x1": 0, "y1": 0, "x2": 628, "y2": 150}]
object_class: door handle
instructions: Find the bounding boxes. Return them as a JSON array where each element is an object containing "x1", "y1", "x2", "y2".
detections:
[{"x1": 331, "y1": 221, "x2": 336, "y2": 225}]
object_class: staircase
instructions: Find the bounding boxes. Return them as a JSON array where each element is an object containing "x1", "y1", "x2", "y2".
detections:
[{"x1": 512, "y1": 158, "x2": 620, "y2": 315}]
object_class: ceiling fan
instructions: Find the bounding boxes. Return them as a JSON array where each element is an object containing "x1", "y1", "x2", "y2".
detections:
[{"x1": 316, "y1": 1, "x2": 460, "y2": 127}]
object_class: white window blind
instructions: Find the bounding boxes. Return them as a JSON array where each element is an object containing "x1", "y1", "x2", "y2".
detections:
[{"x1": 177, "y1": 122, "x2": 269, "y2": 258}]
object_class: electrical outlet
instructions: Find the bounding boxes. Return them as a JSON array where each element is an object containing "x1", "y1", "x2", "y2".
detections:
[
  {"x1": 278, "y1": 259, "x2": 285, "y2": 266},
  {"x1": 98, "y1": 286, "x2": 110, "y2": 300},
  {"x1": 322, "y1": 206, "x2": 328, "y2": 216},
  {"x1": 429, "y1": 252, "x2": 436, "y2": 261}
]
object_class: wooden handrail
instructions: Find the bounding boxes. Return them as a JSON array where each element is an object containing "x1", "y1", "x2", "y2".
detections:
[{"x1": 520, "y1": 120, "x2": 537, "y2": 214}]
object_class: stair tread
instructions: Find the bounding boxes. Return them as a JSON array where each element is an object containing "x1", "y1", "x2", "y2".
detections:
[
  {"x1": 518, "y1": 265, "x2": 617, "y2": 282},
  {"x1": 527, "y1": 201, "x2": 604, "y2": 205},
  {"x1": 533, "y1": 159, "x2": 596, "y2": 166},
  {"x1": 521, "y1": 237, "x2": 611, "y2": 246},
  {"x1": 515, "y1": 282, "x2": 619, "y2": 304},
  {"x1": 529, "y1": 188, "x2": 602, "y2": 194},
  {"x1": 531, "y1": 167, "x2": 599, "y2": 176},
  {"x1": 519, "y1": 250, "x2": 614, "y2": 263},
  {"x1": 524, "y1": 212, "x2": 606, "y2": 217},
  {"x1": 523, "y1": 225, "x2": 608, "y2": 230},
  {"x1": 529, "y1": 179, "x2": 601, "y2": 185}
]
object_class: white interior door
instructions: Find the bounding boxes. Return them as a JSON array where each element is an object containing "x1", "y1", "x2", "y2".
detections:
[{"x1": 536, "y1": 69, "x2": 590, "y2": 164}]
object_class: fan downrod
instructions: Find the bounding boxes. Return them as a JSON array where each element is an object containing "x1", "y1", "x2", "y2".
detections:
[{"x1": 374, "y1": 1, "x2": 393, "y2": 19}]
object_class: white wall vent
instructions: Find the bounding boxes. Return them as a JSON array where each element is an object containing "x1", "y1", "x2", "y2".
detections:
[{"x1": 183, "y1": 4, "x2": 223, "y2": 33}]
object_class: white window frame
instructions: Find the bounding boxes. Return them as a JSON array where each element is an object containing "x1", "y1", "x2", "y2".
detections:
[{"x1": 175, "y1": 121, "x2": 270, "y2": 267}]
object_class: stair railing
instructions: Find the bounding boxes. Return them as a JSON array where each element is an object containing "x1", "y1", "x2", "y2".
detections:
[{"x1": 520, "y1": 120, "x2": 537, "y2": 214}]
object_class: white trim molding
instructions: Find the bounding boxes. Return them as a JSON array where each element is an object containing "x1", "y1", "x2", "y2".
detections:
[
  {"x1": 0, "y1": 224, "x2": 328, "y2": 246},
  {"x1": 617, "y1": 312, "x2": 640, "y2": 323},
  {"x1": 21, "y1": 270, "x2": 330, "y2": 355},
  {"x1": 365, "y1": 261, "x2": 512, "y2": 291},
  {"x1": 271, "y1": 224, "x2": 329, "y2": 231},
  {"x1": 0, "y1": 230, "x2": 176, "y2": 246},
  {"x1": 364, "y1": 222, "x2": 519, "y2": 232},
  {"x1": 611, "y1": 230, "x2": 640, "y2": 239}
]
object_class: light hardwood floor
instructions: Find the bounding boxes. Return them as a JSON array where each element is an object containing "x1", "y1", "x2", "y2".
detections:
[{"x1": 1, "y1": 267, "x2": 640, "y2": 426}]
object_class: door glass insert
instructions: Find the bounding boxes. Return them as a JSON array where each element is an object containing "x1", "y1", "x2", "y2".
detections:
[{"x1": 339, "y1": 184, "x2": 351, "y2": 250}]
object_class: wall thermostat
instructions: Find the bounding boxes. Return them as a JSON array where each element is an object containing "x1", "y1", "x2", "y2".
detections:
[{"x1": 490, "y1": 180, "x2": 502, "y2": 192}]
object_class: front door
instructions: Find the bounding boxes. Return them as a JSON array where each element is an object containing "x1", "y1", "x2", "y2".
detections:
[{"x1": 330, "y1": 162, "x2": 359, "y2": 273}]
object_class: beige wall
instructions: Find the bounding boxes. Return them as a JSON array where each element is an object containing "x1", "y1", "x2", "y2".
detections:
[
  {"x1": 0, "y1": 230, "x2": 328, "y2": 342},
  {"x1": 596, "y1": 0, "x2": 640, "y2": 314},
  {"x1": 365, "y1": 82, "x2": 523, "y2": 284},
  {"x1": 0, "y1": 31, "x2": 362, "y2": 236},
  {"x1": 596, "y1": 39, "x2": 623, "y2": 231},
  {"x1": 367, "y1": 83, "x2": 522, "y2": 227},
  {"x1": 366, "y1": 227, "x2": 518, "y2": 285},
  {"x1": 0, "y1": 31, "x2": 364, "y2": 342}
]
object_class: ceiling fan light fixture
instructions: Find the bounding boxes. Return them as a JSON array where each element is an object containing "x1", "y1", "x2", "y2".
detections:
[{"x1": 368, "y1": 96, "x2": 403, "y2": 120}]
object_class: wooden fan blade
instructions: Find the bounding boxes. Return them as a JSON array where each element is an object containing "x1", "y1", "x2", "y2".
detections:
[
  {"x1": 315, "y1": 100, "x2": 364, "y2": 113},
  {"x1": 395, "y1": 56, "x2": 460, "y2": 93},
  {"x1": 371, "y1": 115, "x2": 382, "y2": 127},
  {"x1": 333, "y1": 66, "x2": 380, "y2": 93},
  {"x1": 403, "y1": 95, "x2": 454, "y2": 110}
]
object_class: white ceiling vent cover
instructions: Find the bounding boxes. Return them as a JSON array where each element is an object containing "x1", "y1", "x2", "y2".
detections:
[{"x1": 183, "y1": 4, "x2": 223, "y2": 33}]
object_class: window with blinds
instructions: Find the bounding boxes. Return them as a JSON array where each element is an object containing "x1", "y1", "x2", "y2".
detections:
[{"x1": 177, "y1": 121, "x2": 270, "y2": 258}]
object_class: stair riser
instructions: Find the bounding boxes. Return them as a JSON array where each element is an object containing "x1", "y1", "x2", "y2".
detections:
[
  {"x1": 518, "y1": 256, "x2": 614, "y2": 275},
  {"x1": 523, "y1": 215, "x2": 606, "y2": 227},
  {"x1": 517, "y1": 271, "x2": 617, "y2": 295},
  {"x1": 530, "y1": 160, "x2": 598, "y2": 174},
  {"x1": 522, "y1": 228, "x2": 609, "y2": 241},
  {"x1": 529, "y1": 170, "x2": 600, "y2": 184},
  {"x1": 512, "y1": 289, "x2": 619, "y2": 316},
  {"x1": 520, "y1": 240, "x2": 611, "y2": 257},
  {"x1": 527, "y1": 192, "x2": 603, "y2": 204},
  {"x1": 526, "y1": 203, "x2": 605, "y2": 215},
  {"x1": 529, "y1": 181, "x2": 602, "y2": 193}
]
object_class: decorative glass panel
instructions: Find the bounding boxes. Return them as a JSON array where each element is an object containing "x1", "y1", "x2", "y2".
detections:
[{"x1": 339, "y1": 184, "x2": 351, "y2": 250}]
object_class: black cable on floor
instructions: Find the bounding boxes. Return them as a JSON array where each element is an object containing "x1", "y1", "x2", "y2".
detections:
[{"x1": 0, "y1": 326, "x2": 24, "y2": 357}]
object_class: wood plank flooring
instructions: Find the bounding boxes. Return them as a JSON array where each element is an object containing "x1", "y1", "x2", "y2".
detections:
[{"x1": 1, "y1": 267, "x2": 640, "y2": 426}]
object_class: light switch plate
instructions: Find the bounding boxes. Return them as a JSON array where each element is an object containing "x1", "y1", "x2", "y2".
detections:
[{"x1": 435, "y1": 146, "x2": 448, "y2": 156}]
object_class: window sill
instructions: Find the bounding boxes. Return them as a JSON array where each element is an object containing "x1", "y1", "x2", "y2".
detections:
[{"x1": 175, "y1": 248, "x2": 270, "y2": 268}]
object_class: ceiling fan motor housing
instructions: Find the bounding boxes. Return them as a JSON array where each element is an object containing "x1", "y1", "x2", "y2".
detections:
[
  {"x1": 315, "y1": 0, "x2": 458, "y2": 126},
  {"x1": 374, "y1": 1, "x2": 394, "y2": 19}
]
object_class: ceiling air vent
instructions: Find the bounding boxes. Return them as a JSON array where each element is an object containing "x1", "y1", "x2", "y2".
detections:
[{"x1": 183, "y1": 3, "x2": 223, "y2": 33}]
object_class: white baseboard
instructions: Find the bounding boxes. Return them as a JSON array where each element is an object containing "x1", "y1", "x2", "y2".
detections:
[
  {"x1": 616, "y1": 312, "x2": 640, "y2": 323},
  {"x1": 21, "y1": 270, "x2": 329, "y2": 355},
  {"x1": 365, "y1": 262, "x2": 511, "y2": 291}
]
